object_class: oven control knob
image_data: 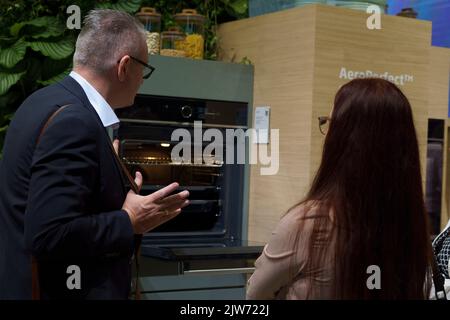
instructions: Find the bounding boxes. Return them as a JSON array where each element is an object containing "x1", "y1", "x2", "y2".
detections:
[{"x1": 181, "y1": 105, "x2": 193, "y2": 119}]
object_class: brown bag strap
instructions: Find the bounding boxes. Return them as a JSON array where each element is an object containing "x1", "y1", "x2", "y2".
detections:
[
  {"x1": 32, "y1": 104, "x2": 71, "y2": 300},
  {"x1": 134, "y1": 235, "x2": 142, "y2": 300},
  {"x1": 36, "y1": 104, "x2": 71, "y2": 145},
  {"x1": 31, "y1": 256, "x2": 40, "y2": 300},
  {"x1": 108, "y1": 141, "x2": 142, "y2": 300},
  {"x1": 108, "y1": 141, "x2": 139, "y2": 194}
]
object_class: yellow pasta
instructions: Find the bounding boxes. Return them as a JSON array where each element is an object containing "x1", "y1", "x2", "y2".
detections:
[{"x1": 178, "y1": 34, "x2": 204, "y2": 59}]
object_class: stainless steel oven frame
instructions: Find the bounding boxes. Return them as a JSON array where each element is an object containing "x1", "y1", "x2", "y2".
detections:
[
  {"x1": 117, "y1": 118, "x2": 247, "y2": 241},
  {"x1": 114, "y1": 55, "x2": 262, "y2": 299}
]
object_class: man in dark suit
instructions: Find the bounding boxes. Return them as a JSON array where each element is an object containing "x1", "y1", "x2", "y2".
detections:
[{"x1": 0, "y1": 9, "x2": 189, "y2": 299}]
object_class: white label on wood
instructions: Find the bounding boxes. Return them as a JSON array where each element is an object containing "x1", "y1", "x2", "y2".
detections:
[{"x1": 254, "y1": 106, "x2": 270, "y2": 144}]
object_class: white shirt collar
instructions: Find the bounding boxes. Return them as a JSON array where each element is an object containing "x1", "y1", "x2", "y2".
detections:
[{"x1": 69, "y1": 71, "x2": 120, "y2": 129}]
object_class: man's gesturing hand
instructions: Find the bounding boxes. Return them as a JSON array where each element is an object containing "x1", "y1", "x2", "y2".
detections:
[{"x1": 122, "y1": 172, "x2": 189, "y2": 234}]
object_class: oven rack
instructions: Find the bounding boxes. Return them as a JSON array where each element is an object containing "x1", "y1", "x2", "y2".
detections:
[{"x1": 122, "y1": 157, "x2": 223, "y2": 167}]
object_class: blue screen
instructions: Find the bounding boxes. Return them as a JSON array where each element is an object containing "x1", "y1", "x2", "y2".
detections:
[{"x1": 387, "y1": 0, "x2": 450, "y2": 48}]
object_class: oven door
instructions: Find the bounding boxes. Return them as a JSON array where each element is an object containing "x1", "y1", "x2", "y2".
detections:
[
  {"x1": 138, "y1": 238, "x2": 264, "y2": 277},
  {"x1": 120, "y1": 137, "x2": 226, "y2": 236},
  {"x1": 118, "y1": 121, "x2": 246, "y2": 239}
]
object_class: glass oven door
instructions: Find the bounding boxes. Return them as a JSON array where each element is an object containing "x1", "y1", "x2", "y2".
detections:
[{"x1": 121, "y1": 139, "x2": 225, "y2": 234}]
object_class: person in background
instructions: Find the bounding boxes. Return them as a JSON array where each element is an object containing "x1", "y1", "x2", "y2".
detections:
[
  {"x1": 246, "y1": 78, "x2": 433, "y2": 299},
  {"x1": 0, "y1": 9, "x2": 189, "y2": 299}
]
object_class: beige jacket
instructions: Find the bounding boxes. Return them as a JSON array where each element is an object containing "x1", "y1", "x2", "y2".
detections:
[{"x1": 246, "y1": 204, "x2": 335, "y2": 300}]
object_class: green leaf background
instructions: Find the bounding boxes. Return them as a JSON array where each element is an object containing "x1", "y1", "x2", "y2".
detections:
[
  {"x1": 0, "y1": 71, "x2": 26, "y2": 96},
  {"x1": 10, "y1": 16, "x2": 64, "y2": 38},
  {"x1": 29, "y1": 39, "x2": 74, "y2": 59},
  {"x1": 37, "y1": 67, "x2": 71, "y2": 86},
  {"x1": 0, "y1": 38, "x2": 28, "y2": 68},
  {"x1": 96, "y1": 0, "x2": 143, "y2": 13}
]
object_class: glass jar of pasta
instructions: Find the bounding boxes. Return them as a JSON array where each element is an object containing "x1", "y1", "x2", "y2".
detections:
[
  {"x1": 136, "y1": 7, "x2": 161, "y2": 55},
  {"x1": 160, "y1": 27, "x2": 187, "y2": 58},
  {"x1": 173, "y1": 9, "x2": 205, "y2": 59}
]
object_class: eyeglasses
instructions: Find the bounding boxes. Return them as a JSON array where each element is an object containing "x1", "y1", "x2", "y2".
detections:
[
  {"x1": 318, "y1": 116, "x2": 331, "y2": 135},
  {"x1": 117, "y1": 55, "x2": 155, "y2": 79}
]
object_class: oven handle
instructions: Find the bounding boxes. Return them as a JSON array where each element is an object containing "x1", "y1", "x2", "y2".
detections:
[
  {"x1": 119, "y1": 118, "x2": 248, "y2": 130},
  {"x1": 183, "y1": 267, "x2": 255, "y2": 276}
]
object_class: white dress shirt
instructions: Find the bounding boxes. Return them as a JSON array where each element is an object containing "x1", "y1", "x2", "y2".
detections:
[{"x1": 69, "y1": 71, "x2": 120, "y2": 130}]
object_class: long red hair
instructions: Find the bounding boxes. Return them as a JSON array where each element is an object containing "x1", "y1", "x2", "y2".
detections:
[{"x1": 296, "y1": 78, "x2": 432, "y2": 299}]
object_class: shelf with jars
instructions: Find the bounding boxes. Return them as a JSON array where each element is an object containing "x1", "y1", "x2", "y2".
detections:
[{"x1": 137, "y1": 7, "x2": 207, "y2": 60}]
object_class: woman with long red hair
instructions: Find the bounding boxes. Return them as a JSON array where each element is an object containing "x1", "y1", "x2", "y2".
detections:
[{"x1": 247, "y1": 78, "x2": 433, "y2": 299}]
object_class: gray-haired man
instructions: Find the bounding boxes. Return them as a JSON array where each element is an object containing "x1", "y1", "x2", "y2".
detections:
[{"x1": 0, "y1": 9, "x2": 189, "y2": 299}]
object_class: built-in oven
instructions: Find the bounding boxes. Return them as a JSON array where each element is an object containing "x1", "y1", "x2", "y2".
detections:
[{"x1": 115, "y1": 94, "x2": 263, "y2": 280}]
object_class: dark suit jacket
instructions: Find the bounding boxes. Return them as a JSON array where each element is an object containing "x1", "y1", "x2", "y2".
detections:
[{"x1": 0, "y1": 76, "x2": 135, "y2": 299}]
